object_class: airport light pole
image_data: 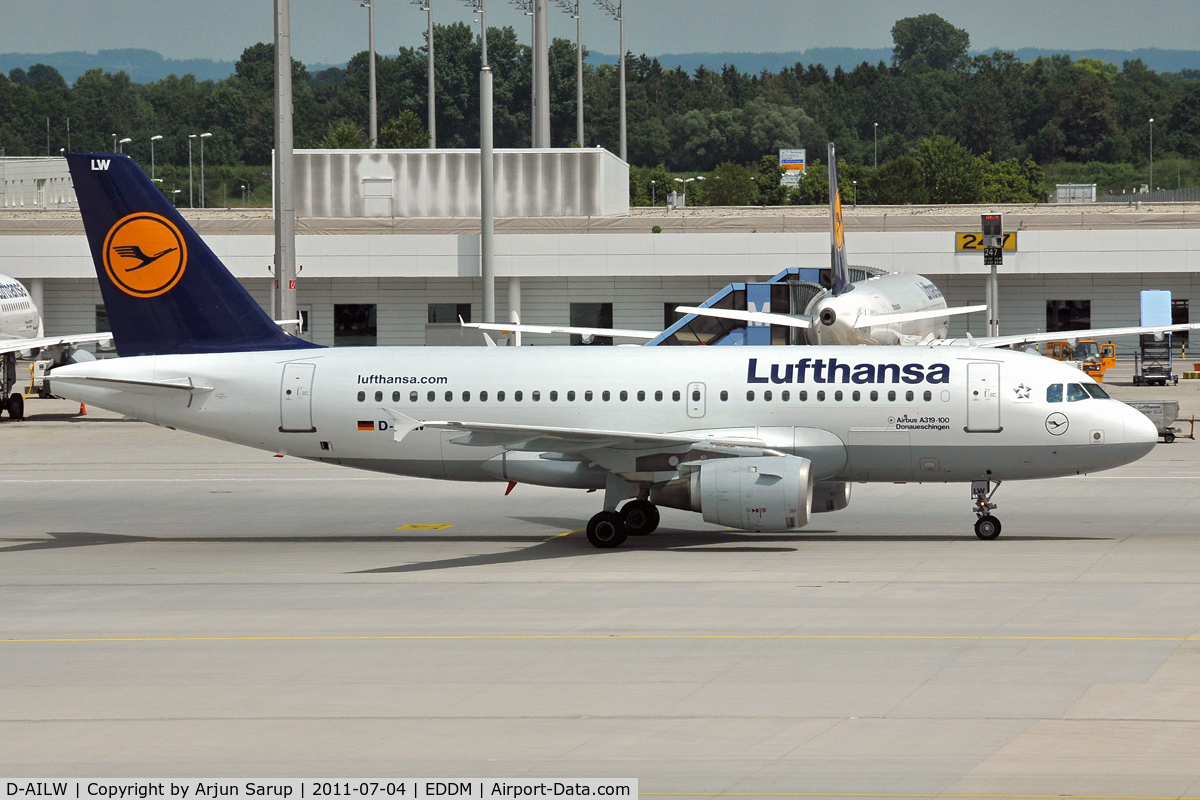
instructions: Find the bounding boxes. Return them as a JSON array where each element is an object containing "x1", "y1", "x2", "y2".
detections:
[
  {"x1": 188, "y1": 134, "x2": 196, "y2": 208},
  {"x1": 509, "y1": 0, "x2": 534, "y2": 140},
  {"x1": 595, "y1": 0, "x2": 624, "y2": 160},
  {"x1": 530, "y1": 0, "x2": 550, "y2": 147},
  {"x1": 150, "y1": 135, "x2": 163, "y2": 181},
  {"x1": 873, "y1": 122, "x2": 878, "y2": 169},
  {"x1": 412, "y1": 0, "x2": 436, "y2": 147},
  {"x1": 199, "y1": 132, "x2": 212, "y2": 208},
  {"x1": 1149, "y1": 118, "x2": 1154, "y2": 192},
  {"x1": 275, "y1": 0, "x2": 298, "y2": 331},
  {"x1": 118, "y1": 137, "x2": 131, "y2": 154},
  {"x1": 461, "y1": 0, "x2": 495, "y2": 323},
  {"x1": 111, "y1": 134, "x2": 117, "y2": 152},
  {"x1": 360, "y1": 0, "x2": 378, "y2": 146},
  {"x1": 557, "y1": 0, "x2": 584, "y2": 147}
]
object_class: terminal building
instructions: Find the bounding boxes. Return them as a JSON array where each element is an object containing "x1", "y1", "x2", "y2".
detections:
[{"x1": 1, "y1": 150, "x2": 1197, "y2": 351}]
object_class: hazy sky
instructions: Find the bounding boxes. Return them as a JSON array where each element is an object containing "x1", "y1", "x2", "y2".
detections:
[{"x1": 2, "y1": 0, "x2": 1198, "y2": 64}]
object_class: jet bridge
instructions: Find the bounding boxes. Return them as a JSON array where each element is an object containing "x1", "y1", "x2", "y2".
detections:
[{"x1": 647, "y1": 266, "x2": 884, "y2": 347}]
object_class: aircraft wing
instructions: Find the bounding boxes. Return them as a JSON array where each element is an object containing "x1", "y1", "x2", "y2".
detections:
[
  {"x1": 674, "y1": 306, "x2": 814, "y2": 329},
  {"x1": 856, "y1": 305, "x2": 988, "y2": 328},
  {"x1": 0, "y1": 332, "x2": 113, "y2": 356},
  {"x1": 383, "y1": 410, "x2": 768, "y2": 453},
  {"x1": 938, "y1": 323, "x2": 1200, "y2": 349},
  {"x1": 462, "y1": 321, "x2": 659, "y2": 340}
]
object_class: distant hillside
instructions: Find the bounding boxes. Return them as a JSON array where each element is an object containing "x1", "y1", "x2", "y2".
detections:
[
  {"x1": 5, "y1": 45, "x2": 1199, "y2": 85},
  {"x1": 0, "y1": 48, "x2": 342, "y2": 84},
  {"x1": 587, "y1": 47, "x2": 1200, "y2": 75}
]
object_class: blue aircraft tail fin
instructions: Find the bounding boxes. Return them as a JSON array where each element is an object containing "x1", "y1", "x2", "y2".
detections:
[
  {"x1": 66, "y1": 153, "x2": 318, "y2": 357},
  {"x1": 827, "y1": 142, "x2": 850, "y2": 296}
]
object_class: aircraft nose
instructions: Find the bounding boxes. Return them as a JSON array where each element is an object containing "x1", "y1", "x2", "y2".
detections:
[{"x1": 1122, "y1": 403, "x2": 1158, "y2": 447}]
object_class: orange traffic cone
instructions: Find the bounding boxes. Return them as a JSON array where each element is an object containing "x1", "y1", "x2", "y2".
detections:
[{"x1": 79, "y1": 403, "x2": 87, "y2": 415}]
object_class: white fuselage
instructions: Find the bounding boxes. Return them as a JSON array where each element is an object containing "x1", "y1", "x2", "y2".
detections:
[
  {"x1": 808, "y1": 274, "x2": 950, "y2": 346},
  {"x1": 50, "y1": 345, "x2": 1156, "y2": 487},
  {"x1": 0, "y1": 276, "x2": 39, "y2": 343}
]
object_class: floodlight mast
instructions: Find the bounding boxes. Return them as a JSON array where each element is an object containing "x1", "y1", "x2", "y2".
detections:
[
  {"x1": 274, "y1": 0, "x2": 298, "y2": 331},
  {"x1": 360, "y1": 0, "x2": 378, "y2": 146},
  {"x1": 462, "y1": 0, "x2": 495, "y2": 323},
  {"x1": 595, "y1": 0, "x2": 624, "y2": 161},
  {"x1": 557, "y1": 0, "x2": 584, "y2": 147},
  {"x1": 412, "y1": 0, "x2": 436, "y2": 147}
]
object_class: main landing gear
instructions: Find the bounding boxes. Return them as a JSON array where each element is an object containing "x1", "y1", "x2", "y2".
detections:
[
  {"x1": 971, "y1": 479, "x2": 1002, "y2": 540},
  {"x1": 585, "y1": 494, "x2": 661, "y2": 549}
]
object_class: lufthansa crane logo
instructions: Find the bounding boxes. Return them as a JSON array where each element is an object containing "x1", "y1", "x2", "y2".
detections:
[
  {"x1": 102, "y1": 212, "x2": 187, "y2": 298},
  {"x1": 1046, "y1": 412, "x2": 1069, "y2": 436}
]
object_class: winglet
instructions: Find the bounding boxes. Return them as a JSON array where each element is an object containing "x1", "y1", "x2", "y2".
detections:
[{"x1": 828, "y1": 142, "x2": 850, "y2": 297}]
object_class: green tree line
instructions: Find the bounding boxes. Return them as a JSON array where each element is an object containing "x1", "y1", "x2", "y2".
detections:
[{"x1": 2, "y1": 14, "x2": 1197, "y2": 204}]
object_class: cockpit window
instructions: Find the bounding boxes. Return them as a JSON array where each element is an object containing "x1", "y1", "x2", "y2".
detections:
[
  {"x1": 1083, "y1": 383, "x2": 1110, "y2": 399},
  {"x1": 1046, "y1": 384, "x2": 1062, "y2": 403},
  {"x1": 1066, "y1": 383, "x2": 1089, "y2": 402}
]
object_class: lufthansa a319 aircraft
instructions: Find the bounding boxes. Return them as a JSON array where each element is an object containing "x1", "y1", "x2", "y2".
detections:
[{"x1": 49, "y1": 153, "x2": 1158, "y2": 547}]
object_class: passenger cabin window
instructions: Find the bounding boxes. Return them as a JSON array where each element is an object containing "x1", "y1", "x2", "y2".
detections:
[
  {"x1": 620, "y1": 391, "x2": 628, "y2": 401},
  {"x1": 428, "y1": 391, "x2": 436, "y2": 402},
  {"x1": 497, "y1": 391, "x2": 506, "y2": 401},
  {"x1": 637, "y1": 390, "x2": 646, "y2": 401},
  {"x1": 852, "y1": 390, "x2": 861, "y2": 401},
  {"x1": 923, "y1": 390, "x2": 932, "y2": 401},
  {"x1": 799, "y1": 391, "x2": 808, "y2": 401},
  {"x1": 393, "y1": 391, "x2": 401, "y2": 402},
  {"x1": 782, "y1": 390, "x2": 790, "y2": 401},
  {"x1": 888, "y1": 390, "x2": 896, "y2": 401},
  {"x1": 672, "y1": 390, "x2": 681, "y2": 401},
  {"x1": 1047, "y1": 384, "x2": 1063, "y2": 403},
  {"x1": 375, "y1": 391, "x2": 383, "y2": 402},
  {"x1": 480, "y1": 391, "x2": 489, "y2": 402},
  {"x1": 532, "y1": 391, "x2": 541, "y2": 401},
  {"x1": 720, "y1": 390, "x2": 728, "y2": 401},
  {"x1": 462, "y1": 391, "x2": 471, "y2": 402},
  {"x1": 550, "y1": 391, "x2": 558, "y2": 401},
  {"x1": 567, "y1": 391, "x2": 575, "y2": 401},
  {"x1": 834, "y1": 390, "x2": 843, "y2": 401},
  {"x1": 409, "y1": 391, "x2": 417, "y2": 402},
  {"x1": 515, "y1": 391, "x2": 524, "y2": 401},
  {"x1": 655, "y1": 391, "x2": 663, "y2": 401},
  {"x1": 1067, "y1": 383, "x2": 1089, "y2": 401},
  {"x1": 602, "y1": 391, "x2": 610, "y2": 401},
  {"x1": 585, "y1": 390, "x2": 593, "y2": 401},
  {"x1": 817, "y1": 391, "x2": 825, "y2": 401},
  {"x1": 905, "y1": 390, "x2": 914, "y2": 401},
  {"x1": 764, "y1": 390, "x2": 772, "y2": 401},
  {"x1": 357, "y1": 391, "x2": 366, "y2": 402},
  {"x1": 444, "y1": 391, "x2": 453, "y2": 402},
  {"x1": 746, "y1": 390, "x2": 755, "y2": 401}
]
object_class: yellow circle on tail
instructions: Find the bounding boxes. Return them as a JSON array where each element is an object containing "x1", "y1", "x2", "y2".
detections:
[{"x1": 102, "y1": 212, "x2": 187, "y2": 298}]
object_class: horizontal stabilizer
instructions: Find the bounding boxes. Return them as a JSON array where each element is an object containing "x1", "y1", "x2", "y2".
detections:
[{"x1": 47, "y1": 374, "x2": 213, "y2": 396}]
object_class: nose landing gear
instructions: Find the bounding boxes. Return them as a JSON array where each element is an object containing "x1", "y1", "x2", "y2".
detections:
[{"x1": 971, "y1": 479, "x2": 1002, "y2": 539}]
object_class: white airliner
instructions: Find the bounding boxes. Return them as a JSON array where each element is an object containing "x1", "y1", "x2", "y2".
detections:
[
  {"x1": 0, "y1": 273, "x2": 112, "y2": 419},
  {"x1": 47, "y1": 153, "x2": 1158, "y2": 548},
  {"x1": 471, "y1": 142, "x2": 1200, "y2": 351}
]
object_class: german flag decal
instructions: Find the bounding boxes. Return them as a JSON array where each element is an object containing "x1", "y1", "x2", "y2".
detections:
[{"x1": 357, "y1": 420, "x2": 374, "y2": 431}]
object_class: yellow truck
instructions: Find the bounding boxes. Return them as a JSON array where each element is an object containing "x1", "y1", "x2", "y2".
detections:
[{"x1": 1045, "y1": 339, "x2": 1117, "y2": 382}]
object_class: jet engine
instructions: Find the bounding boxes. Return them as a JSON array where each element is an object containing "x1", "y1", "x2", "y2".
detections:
[
  {"x1": 650, "y1": 454, "x2": 813, "y2": 531},
  {"x1": 811, "y1": 481, "x2": 851, "y2": 513}
]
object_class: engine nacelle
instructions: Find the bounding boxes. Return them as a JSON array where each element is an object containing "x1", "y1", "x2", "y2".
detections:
[
  {"x1": 811, "y1": 480, "x2": 851, "y2": 513},
  {"x1": 650, "y1": 455, "x2": 813, "y2": 531}
]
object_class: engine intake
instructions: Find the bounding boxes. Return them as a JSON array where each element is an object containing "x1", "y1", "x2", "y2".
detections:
[{"x1": 650, "y1": 454, "x2": 813, "y2": 531}]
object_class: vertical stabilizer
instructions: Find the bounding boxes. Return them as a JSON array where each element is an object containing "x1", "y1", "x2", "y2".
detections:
[
  {"x1": 828, "y1": 142, "x2": 850, "y2": 296},
  {"x1": 66, "y1": 153, "x2": 318, "y2": 357}
]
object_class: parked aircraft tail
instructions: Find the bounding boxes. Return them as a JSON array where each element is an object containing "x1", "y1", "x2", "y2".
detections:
[
  {"x1": 65, "y1": 153, "x2": 317, "y2": 357},
  {"x1": 827, "y1": 142, "x2": 850, "y2": 296}
]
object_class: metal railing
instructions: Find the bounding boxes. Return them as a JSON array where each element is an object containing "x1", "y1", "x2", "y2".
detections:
[{"x1": 1098, "y1": 185, "x2": 1200, "y2": 203}]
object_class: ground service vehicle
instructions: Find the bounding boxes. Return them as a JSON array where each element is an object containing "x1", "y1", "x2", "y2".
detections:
[{"x1": 1045, "y1": 340, "x2": 1116, "y2": 382}]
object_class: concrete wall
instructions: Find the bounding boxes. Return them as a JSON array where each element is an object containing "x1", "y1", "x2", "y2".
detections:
[
  {"x1": 0, "y1": 157, "x2": 76, "y2": 209},
  {"x1": 294, "y1": 148, "x2": 629, "y2": 218}
]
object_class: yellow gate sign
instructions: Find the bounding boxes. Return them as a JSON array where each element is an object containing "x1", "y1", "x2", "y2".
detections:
[{"x1": 956, "y1": 232, "x2": 1017, "y2": 251}]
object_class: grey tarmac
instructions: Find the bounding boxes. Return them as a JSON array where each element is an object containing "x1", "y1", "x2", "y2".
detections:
[{"x1": 3, "y1": 383, "x2": 1200, "y2": 799}]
